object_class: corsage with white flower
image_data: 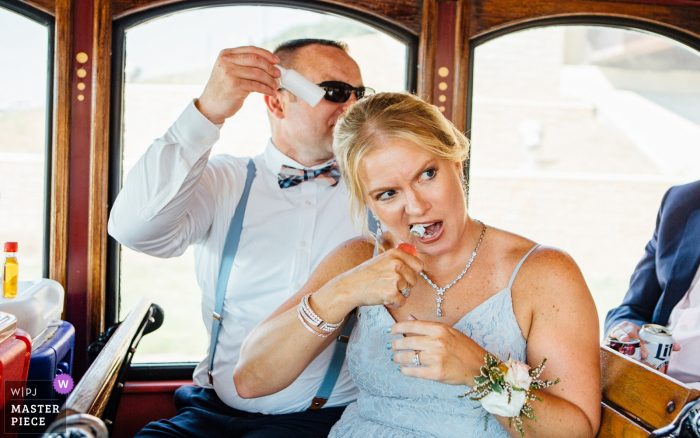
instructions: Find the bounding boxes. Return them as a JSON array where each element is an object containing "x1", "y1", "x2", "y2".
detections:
[{"x1": 460, "y1": 353, "x2": 560, "y2": 436}]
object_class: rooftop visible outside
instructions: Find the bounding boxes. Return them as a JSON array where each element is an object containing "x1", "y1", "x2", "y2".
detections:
[
  {"x1": 0, "y1": 6, "x2": 49, "y2": 282},
  {"x1": 117, "y1": 6, "x2": 408, "y2": 363},
  {"x1": 469, "y1": 26, "x2": 700, "y2": 336}
]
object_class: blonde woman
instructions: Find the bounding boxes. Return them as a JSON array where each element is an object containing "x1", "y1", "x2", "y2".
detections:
[{"x1": 234, "y1": 93, "x2": 600, "y2": 437}]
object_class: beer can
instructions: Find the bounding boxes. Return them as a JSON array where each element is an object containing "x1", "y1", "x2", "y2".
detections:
[
  {"x1": 606, "y1": 338, "x2": 641, "y2": 361},
  {"x1": 638, "y1": 324, "x2": 674, "y2": 372}
]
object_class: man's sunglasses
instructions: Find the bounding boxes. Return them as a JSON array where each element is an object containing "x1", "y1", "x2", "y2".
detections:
[{"x1": 279, "y1": 81, "x2": 375, "y2": 104}]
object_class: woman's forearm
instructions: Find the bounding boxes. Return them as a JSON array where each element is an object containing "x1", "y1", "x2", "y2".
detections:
[
  {"x1": 233, "y1": 280, "x2": 356, "y2": 398},
  {"x1": 495, "y1": 391, "x2": 598, "y2": 438},
  {"x1": 234, "y1": 307, "x2": 333, "y2": 398}
]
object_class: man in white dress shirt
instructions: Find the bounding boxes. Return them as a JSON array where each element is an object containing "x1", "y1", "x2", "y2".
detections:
[
  {"x1": 109, "y1": 39, "x2": 368, "y2": 437},
  {"x1": 606, "y1": 180, "x2": 700, "y2": 390}
]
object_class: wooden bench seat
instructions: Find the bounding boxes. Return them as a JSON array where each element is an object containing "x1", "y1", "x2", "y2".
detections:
[{"x1": 596, "y1": 346, "x2": 700, "y2": 437}]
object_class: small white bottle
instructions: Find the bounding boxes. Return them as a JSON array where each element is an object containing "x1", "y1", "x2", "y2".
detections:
[{"x1": 276, "y1": 66, "x2": 325, "y2": 107}]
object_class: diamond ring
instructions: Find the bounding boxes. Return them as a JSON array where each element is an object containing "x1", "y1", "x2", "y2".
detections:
[
  {"x1": 399, "y1": 286, "x2": 411, "y2": 297},
  {"x1": 412, "y1": 351, "x2": 421, "y2": 366}
]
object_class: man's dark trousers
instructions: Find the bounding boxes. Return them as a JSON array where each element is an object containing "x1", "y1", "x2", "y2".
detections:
[{"x1": 135, "y1": 386, "x2": 346, "y2": 438}]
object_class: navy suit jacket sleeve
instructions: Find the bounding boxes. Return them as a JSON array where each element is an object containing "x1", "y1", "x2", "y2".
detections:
[{"x1": 604, "y1": 189, "x2": 671, "y2": 336}]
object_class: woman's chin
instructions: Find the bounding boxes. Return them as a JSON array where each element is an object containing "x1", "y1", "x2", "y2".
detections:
[
  {"x1": 416, "y1": 242, "x2": 451, "y2": 257},
  {"x1": 414, "y1": 223, "x2": 457, "y2": 255}
]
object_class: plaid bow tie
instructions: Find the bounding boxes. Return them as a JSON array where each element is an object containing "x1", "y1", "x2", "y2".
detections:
[{"x1": 278, "y1": 161, "x2": 341, "y2": 189}]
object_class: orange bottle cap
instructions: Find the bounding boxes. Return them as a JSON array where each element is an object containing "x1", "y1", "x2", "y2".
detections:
[{"x1": 4, "y1": 242, "x2": 17, "y2": 252}]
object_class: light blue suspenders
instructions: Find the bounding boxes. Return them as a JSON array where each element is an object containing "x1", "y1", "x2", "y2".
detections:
[
  {"x1": 208, "y1": 158, "x2": 368, "y2": 410},
  {"x1": 207, "y1": 159, "x2": 257, "y2": 385}
]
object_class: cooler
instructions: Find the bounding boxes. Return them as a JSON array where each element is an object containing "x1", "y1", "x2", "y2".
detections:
[
  {"x1": 17, "y1": 321, "x2": 74, "y2": 435},
  {"x1": 0, "y1": 312, "x2": 32, "y2": 438},
  {"x1": 26, "y1": 321, "x2": 74, "y2": 399}
]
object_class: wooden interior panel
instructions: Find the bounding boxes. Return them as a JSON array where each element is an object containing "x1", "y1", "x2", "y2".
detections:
[
  {"x1": 16, "y1": 0, "x2": 55, "y2": 15},
  {"x1": 87, "y1": 0, "x2": 112, "y2": 340},
  {"x1": 112, "y1": 0, "x2": 422, "y2": 34},
  {"x1": 452, "y1": 0, "x2": 469, "y2": 132},
  {"x1": 325, "y1": 0, "x2": 422, "y2": 33},
  {"x1": 112, "y1": 382, "x2": 192, "y2": 438},
  {"x1": 49, "y1": 0, "x2": 71, "y2": 292},
  {"x1": 596, "y1": 402, "x2": 650, "y2": 438},
  {"x1": 417, "y1": 0, "x2": 437, "y2": 100},
  {"x1": 600, "y1": 346, "x2": 700, "y2": 430},
  {"x1": 432, "y1": 1, "x2": 457, "y2": 120},
  {"x1": 469, "y1": 0, "x2": 700, "y2": 40}
]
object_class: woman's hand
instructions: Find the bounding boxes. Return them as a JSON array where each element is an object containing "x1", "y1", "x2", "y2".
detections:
[
  {"x1": 388, "y1": 320, "x2": 486, "y2": 386},
  {"x1": 333, "y1": 248, "x2": 424, "y2": 312}
]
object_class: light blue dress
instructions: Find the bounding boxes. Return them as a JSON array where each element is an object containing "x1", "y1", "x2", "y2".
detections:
[{"x1": 328, "y1": 245, "x2": 539, "y2": 438}]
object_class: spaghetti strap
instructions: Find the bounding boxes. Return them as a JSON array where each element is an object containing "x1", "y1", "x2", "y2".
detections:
[{"x1": 507, "y1": 244, "x2": 540, "y2": 290}]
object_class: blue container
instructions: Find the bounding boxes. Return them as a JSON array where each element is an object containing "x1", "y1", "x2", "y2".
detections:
[
  {"x1": 26, "y1": 321, "x2": 75, "y2": 403},
  {"x1": 18, "y1": 321, "x2": 74, "y2": 435}
]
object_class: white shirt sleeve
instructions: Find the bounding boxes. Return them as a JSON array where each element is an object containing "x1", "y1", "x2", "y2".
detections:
[{"x1": 108, "y1": 100, "x2": 226, "y2": 258}]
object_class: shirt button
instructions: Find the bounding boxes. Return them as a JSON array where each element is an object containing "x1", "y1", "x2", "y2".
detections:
[
  {"x1": 202, "y1": 137, "x2": 211, "y2": 146},
  {"x1": 299, "y1": 241, "x2": 307, "y2": 247},
  {"x1": 305, "y1": 200, "x2": 312, "y2": 206}
]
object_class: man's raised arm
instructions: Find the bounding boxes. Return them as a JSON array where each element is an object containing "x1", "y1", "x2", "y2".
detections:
[{"x1": 108, "y1": 47, "x2": 281, "y2": 258}]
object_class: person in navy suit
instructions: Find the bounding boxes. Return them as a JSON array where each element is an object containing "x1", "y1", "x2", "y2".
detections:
[{"x1": 605, "y1": 179, "x2": 700, "y2": 387}]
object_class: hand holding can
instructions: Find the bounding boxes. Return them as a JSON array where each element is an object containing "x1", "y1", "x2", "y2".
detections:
[{"x1": 638, "y1": 324, "x2": 674, "y2": 373}]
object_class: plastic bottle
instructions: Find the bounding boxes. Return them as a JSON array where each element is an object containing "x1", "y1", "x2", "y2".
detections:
[
  {"x1": 3, "y1": 242, "x2": 18, "y2": 298},
  {"x1": 277, "y1": 66, "x2": 326, "y2": 107}
]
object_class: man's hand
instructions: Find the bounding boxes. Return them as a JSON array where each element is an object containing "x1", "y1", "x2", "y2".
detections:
[
  {"x1": 608, "y1": 321, "x2": 680, "y2": 367},
  {"x1": 196, "y1": 46, "x2": 281, "y2": 125}
]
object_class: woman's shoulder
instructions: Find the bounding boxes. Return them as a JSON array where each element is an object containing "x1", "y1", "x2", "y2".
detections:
[
  {"x1": 489, "y1": 228, "x2": 595, "y2": 339},
  {"x1": 486, "y1": 226, "x2": 574, "y2": 267},
  {"x1": 487, "y1": 226, "x2": 585, "y2": 295}
]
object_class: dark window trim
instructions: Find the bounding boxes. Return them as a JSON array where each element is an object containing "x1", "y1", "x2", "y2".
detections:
[
  {"x1": 464, "y1": 15, "x2": 700, "y2": 193},
  {"x1": 107, "y1": 0, "x2": 419, "y2": 373},
  {"x1": 127, "y1": 363, "x2": 197, "y2": 381},
  {"x1": 0, "y1": 0, "x2": 55, "y2": 278}
]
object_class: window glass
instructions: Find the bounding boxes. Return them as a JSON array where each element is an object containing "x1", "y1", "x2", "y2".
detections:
[
  {"x1": 119, "y1": 6, "x2": 409, "y2": 363},
  {"x1": 0, "y1": 6, "x2": 49, "y2": 281},
  {"x1": 469, "y1": 26, "x2": 700, "y2": 336}
]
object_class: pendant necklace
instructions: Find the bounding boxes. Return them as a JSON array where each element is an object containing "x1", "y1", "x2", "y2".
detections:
[{"x1": 419, "y1": 220, "x2": 486, "y2": 317}]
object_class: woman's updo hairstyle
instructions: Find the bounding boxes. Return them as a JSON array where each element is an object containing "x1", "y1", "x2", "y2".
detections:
[{"x1": 333, "y1": 92, "x2": 470, "y2": 221}]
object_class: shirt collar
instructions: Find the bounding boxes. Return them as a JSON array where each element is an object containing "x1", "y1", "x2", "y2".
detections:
[{"x1": 263, "y1": 139, "x2": 336, "y2": 175}]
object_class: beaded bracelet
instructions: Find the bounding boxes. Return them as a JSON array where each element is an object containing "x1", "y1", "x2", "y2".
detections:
[
  {"x1": 297, "y1": 294, "x2": 344, "y2": 337},
  {"x1": 300, "y1": 294, "x2": 344, "y2": 332},
  {"x1": 297, "y1": 305, "x2": 330, "y2": 337}
]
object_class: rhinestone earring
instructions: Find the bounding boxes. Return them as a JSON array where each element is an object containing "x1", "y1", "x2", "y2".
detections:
[
  {"x1": 460, "y1": 174, "x2": 468, "y2": 194},
  {"x1": 372, "y1": 212, "x2": 383, "y2": 236}
]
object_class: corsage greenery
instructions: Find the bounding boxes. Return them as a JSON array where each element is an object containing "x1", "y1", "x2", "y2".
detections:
[{"x1": 460, "y1": 353, "x2": 560, "y2": 437}]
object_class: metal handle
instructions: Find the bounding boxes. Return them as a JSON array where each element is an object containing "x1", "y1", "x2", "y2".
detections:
[{"x1": 43, "y1": 413, "x2": 108, "y2": 438}]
